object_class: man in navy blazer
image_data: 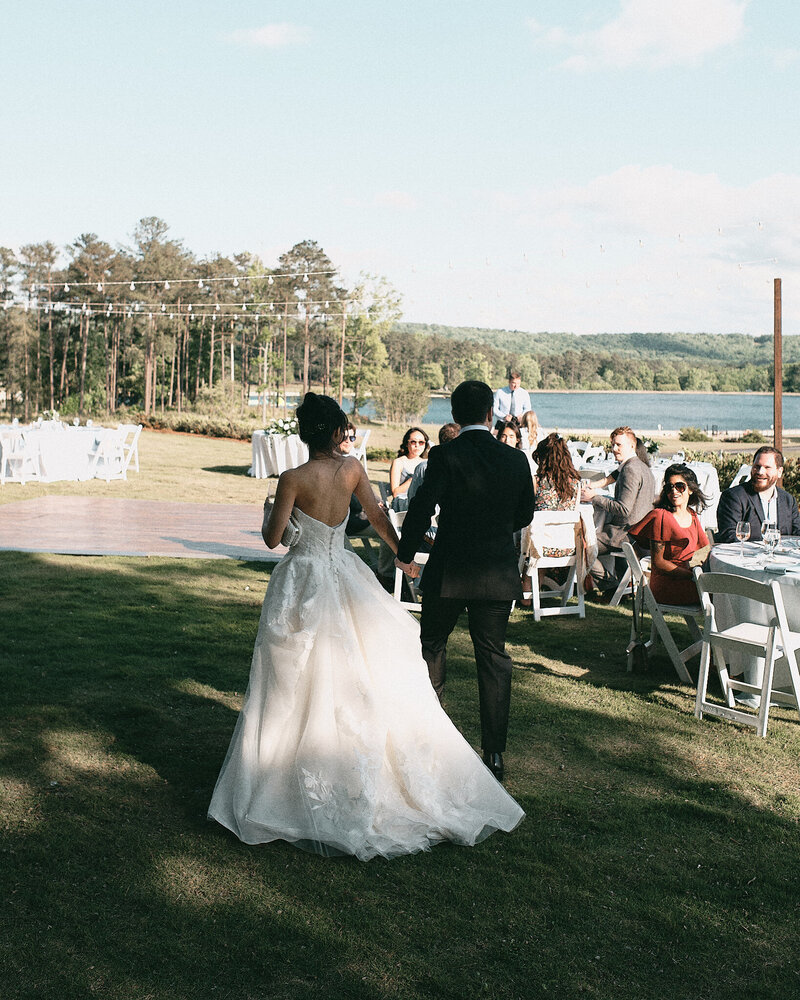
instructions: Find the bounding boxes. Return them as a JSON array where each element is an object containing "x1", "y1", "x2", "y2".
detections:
[
  {"x1": 716, "y1": 446, "x2": 800, "y2": 542},
  {"x1": 395, "y1": 381, "x2": 535, "y2": 782}
]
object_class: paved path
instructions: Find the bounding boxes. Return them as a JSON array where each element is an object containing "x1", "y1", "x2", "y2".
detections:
[{"x1": 0, "y1": 496, "x2": 286, "y2": 561}]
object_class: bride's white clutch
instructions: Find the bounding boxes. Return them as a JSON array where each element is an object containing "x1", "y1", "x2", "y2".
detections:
[{"x1": 281, "y1": 514, "x2": 301, "y2": 548}]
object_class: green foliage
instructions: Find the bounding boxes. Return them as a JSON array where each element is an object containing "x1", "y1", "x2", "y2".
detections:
[
  {"x1": 740, "y1": 429, "x2": 767, "y2": 443},
  {"x1": 370, "y1": 369, "x2": 430, "y2": 424},
  {"x1": 678, "y1": 426, "x2": 711, "y2": 442}
]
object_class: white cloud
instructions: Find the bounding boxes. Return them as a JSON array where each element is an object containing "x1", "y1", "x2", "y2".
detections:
[
  {"x1": 528, "y1": 0, "x2": 748, "y2": 70},
  {"x1": 228, "y1": 23, "x2": 310, "y2": 49},
  {"x1": 374, "y1": 190, "x2": 418, "y2": 211}
]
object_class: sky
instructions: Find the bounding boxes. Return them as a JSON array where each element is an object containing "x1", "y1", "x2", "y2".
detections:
[{"x1": 2, "y1": 0, "x2": 800, "y2": 336}]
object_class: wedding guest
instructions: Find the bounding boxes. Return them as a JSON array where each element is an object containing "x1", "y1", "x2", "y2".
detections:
[
  {"x1": 339, "y1": 421, "x2": 395, "y2": 582},
  {"x1": 519, "y1": 410, "x2": 543, "y2": 451},
  {"x1": 520, "y1": 434, "x2": 582, "y2": 606},
  {"x1": 498, "y1": 420, "x2": 523, "y2": 450},
  {"x1": 581, "y1": 426, "x2": 654, "y2": 592},
  {"x1": 493, "y1": 370, "x2": 531, "y2": 430},
  {"x1": 629, "y1": 464, "x2": 711, "y2": 605},
  {"x1": 716, "y1": 446, "x2": 800, "y2": 542},
  {"x1": 389, "y1": 427, "x2": 429, "y2": 511}
]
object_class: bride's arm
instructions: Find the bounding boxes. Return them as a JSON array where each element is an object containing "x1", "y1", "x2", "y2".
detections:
[
  {"x1": 354, "y1": 464, "x2": 399, "y2": 552},
  {"x1": 263, "y1": 473, "x2": 297, "y2": 548}
]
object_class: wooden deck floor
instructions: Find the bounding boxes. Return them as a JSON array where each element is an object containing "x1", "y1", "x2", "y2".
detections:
[{"x1": 0, "y1": 496, "x2": 286, "y2": 561}]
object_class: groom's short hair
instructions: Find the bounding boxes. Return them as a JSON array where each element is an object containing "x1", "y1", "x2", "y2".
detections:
[{"x1": 450, "y1": 381, "x2": 493, "y2": 426}]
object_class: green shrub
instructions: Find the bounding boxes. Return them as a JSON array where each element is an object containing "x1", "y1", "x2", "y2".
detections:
[
  {"x1": 678, "y1": 426, "x2": 710, "y2": 442},
  {"x1": 740, "y1": 429, "x2": 767, "y2": 443}
]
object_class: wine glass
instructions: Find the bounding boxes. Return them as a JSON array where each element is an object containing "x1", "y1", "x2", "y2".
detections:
[
  {"x1": 765, "y1": 526, "x2": 780, "y2": 558},
  {"x1": 735, "y1": 520, "x2": 750, "y2": 557}
]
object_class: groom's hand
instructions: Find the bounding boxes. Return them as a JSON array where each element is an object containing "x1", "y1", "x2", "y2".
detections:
[{"x1": 395, "y1": 557, "x2": 421, "y2": 579}]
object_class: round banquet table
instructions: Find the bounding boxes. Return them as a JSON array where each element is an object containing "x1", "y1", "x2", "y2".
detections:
[
  {"x1": 249, "y1": 431, "x2": 309, "y2": 478},
  {"x1": 33, "y1": 424, "x2": 101, "y2": 482},
  {"x1": 709, "y1": 541, "x2": 800, "y2": 701}
]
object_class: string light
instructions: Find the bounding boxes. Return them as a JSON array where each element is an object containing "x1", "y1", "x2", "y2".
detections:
[{"x1": 130, "y1": 281, "x2": 135, "y2": 290}]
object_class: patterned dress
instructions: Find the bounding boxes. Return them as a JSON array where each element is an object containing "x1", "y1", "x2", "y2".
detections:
[{"x1": 533, "y1": 476, "x2": 580, "y2": 556}]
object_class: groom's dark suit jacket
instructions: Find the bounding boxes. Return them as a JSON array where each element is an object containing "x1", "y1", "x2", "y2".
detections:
[
  {"x1": 716, "y1": 481, "x2": 800, "y2": 543},
  {"x1": 396, "y1": 429, "x2": 535, "y2": 600}
]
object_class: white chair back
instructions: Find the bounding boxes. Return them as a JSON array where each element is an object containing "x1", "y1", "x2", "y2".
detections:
[
  {"x1": 694, "y1": 569, "x2": 800, "y2": 737},
  {"x1": 352, "y1": 429, "x2": 370, "y2": 471},
  {"x1": 520, "y1": 507, "x2": 585, "y2": 621},
  {"x1": 387, "y1": 508, "x2": 429, "y2": 611},
  {"x1": 729, "y1": 463, "x2": 751, "y2": 487}
]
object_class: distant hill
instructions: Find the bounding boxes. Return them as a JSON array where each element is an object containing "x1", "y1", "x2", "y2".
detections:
[{"x1": 392, "y1": 323, "x2": 800, "y2": 364}]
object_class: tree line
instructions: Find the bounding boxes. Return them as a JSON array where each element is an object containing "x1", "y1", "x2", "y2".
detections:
[{"x1": 0, "y1": 219, "x2": 789, "y2": 427}]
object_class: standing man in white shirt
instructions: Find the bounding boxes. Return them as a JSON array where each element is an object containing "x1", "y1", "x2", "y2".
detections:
[{"x1": 493, "y1": 370, "x2": 531, "y2": 431}]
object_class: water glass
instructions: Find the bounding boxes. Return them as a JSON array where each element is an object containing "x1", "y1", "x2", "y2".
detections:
[{"x1": 735, "y1": 520, "x2": 750, "y2": 558}]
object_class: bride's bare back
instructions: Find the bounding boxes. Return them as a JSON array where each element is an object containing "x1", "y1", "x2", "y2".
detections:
[{"x1": 263, "y1": 452, "x2": 397, "y2": 552}]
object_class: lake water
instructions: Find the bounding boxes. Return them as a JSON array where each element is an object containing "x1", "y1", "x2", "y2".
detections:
[{"x1": 345, "y1": 391, "x2": 797, "y2": 432}]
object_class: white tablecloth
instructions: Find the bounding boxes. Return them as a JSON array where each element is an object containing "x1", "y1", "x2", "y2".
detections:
[
  {"x1": 34, "y1": 425, "x2": 101, "y2": 482},
  {"x1": 709, "y1": 542, "x2": 800, "y2": 695},
  {"x1": 249, "y1": 431, "x2": 309, "y2": 478},
  {"x1": 576, "y1": 459, "x2": 720, "y2": 529}
]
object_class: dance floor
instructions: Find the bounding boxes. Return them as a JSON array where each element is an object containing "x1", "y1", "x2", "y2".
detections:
[{"x1": 0, "y1": 496, "x2": 287, "y2": 561}]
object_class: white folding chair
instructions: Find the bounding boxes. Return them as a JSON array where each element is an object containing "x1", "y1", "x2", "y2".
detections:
[
  {"x1": 0, "y1": 429, "x2": 42, "y2": 485},
  {"x1": 352, "y1": 429, "x2": 370, "y2": 472},
  {"x1": 567, "y1": 440, "x2": 590, "y2": 462},
  {"x1": 694, "y1": 570, "x2": 800, "y2": 737},
  {"x1": 117, "y1": 423, "x2": 143, "y2": 474},
  {"x1": 621, "y1": 541, "x2": 702, "y2": 683},
  {"x1": 88, "y1": 428, "x2": 126, "y2": 481},
  {"x1": 520, "y1": 509, "x2": 586, "y2": 621},
  {"x1": 729, "y1": 463, "x2": 751, "y2": 488},
  {"x1": 388, "y1": 508, "x2": 429, "y2": 611},
  {"x1": 582, "y1": 445, "x2": 606, "y2": 464}
]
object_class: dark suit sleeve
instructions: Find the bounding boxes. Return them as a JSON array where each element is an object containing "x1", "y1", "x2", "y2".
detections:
[
  {"x1": 716, "y1": 486, "x2": 745, "y2": 543},
  {"x1": 513, "y1": 459, "x2": 535, "y2": 531},
  {"x1": 782, "y1": 488, "x2": 800, "y2": 536},
  {"x1": 396, "y1": 445, "x2": 443, "y2": 563}
]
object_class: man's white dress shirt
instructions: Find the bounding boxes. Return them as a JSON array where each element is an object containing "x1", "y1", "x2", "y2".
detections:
[{"x1": 493, "y1": 385, "x2": 532, "y2": 423}]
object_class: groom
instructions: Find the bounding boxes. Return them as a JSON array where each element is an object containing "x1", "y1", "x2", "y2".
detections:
[{"x1": 395, "y1": 380, "x2": 535, "y2": 781}]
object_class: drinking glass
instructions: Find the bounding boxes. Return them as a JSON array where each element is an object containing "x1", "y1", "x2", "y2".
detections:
[
  {"x1": 765, "y1": 526, "x2": 780, "y2": 558},
  {"x1": 735, "y1": 520, "x2": 750, "y2": 557}
]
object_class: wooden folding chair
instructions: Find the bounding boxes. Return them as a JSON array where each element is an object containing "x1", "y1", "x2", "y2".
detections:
[
  {"x1": 694, "y1": 569, "x2": 800, "y2": 737},
  {"x1": 621, "y1": 541, "x2": 702, "y2": 683}
]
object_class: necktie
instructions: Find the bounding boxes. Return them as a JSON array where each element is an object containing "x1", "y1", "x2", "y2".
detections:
[{"x1": 509, "y1": 391, "x2": 516, "y2": 418}]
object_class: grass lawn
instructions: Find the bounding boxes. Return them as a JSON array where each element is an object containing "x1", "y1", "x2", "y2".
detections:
[{"x1": 1, "y1": 432, "x2": 800, "y2": 999}]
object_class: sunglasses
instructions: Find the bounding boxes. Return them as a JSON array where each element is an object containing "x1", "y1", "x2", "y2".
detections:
[
  {"x1": 667, "y1": 481, "x2": 688, "y2": 494},
  {"x1": 408, "y1": 438, "x2": 426, "y2": 446}
]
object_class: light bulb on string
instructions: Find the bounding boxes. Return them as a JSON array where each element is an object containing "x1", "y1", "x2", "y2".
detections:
[
  {"x1": 130, "y1": 281, "x2": 135, "y2": 291},
  {"x1": 198, "y1": 280, "x2": 203, "y2": 289},
  {"x1": 215, "y1": 303, "x2": 220, "y2": 311},
  {"x1": 269, "y1": 303, "x2": 274, "y2": 311},
  {"x1": 97, "y1": 282, "x2": 103, "y2": 292},
  {"x1": 164, "y1": 280, "x2": 170, "y2": 290},
  {"x1": 268, "y1": 276, "x2": 274, "y2": 285},
  {"x1": 161, "y1": 304, "x2": 166, "y2": 312},
  {"x1": 64, "y1": 284, "x2": 70, "y2": 292},
  {"x1": 303, "y1": 273, "x2": 309, "y2": 282},
  {"x1": 242, "y1": 303, "x2": 247, "y2": 311},
  {"x1": 233, "y1": 277, "x2": 239, "y2": 287},
  {"x1": 187, "y1": 304, "x2": 192, "y2": 312}
]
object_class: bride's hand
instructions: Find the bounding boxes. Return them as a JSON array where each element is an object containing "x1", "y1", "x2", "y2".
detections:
[{"x1": 395, "y1": 557, "x2": 421, "y2": 579}]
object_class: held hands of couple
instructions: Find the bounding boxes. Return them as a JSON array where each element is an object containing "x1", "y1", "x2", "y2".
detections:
[{"x1": 394, "y1": 557, "x2": 421, "y2": 579}]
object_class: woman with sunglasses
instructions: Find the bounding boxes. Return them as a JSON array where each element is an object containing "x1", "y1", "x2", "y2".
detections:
[
  {"x1": 388, "y1": 427, "x2": 430, "y2": 511},
  {"x1": 629, "y1": 463, "x2": 711, "y2": 606}
]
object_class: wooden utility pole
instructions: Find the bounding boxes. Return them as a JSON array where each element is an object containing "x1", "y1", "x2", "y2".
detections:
[
  {"x1": 338, "y1": 306, "x2": 346, "y2": 406},
  {"x1": 774, "y1": 278, "x2": 783, "y2": 453}
]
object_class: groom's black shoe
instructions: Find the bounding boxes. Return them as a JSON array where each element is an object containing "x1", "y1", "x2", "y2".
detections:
[{"x1": 483, "y1": 751, "x2": 504, "y2": 782}]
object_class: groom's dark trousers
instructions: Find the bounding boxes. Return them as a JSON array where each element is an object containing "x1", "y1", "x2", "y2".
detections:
[{"x1": 396, "y1": 429, "x2": 535, "y2": 753}]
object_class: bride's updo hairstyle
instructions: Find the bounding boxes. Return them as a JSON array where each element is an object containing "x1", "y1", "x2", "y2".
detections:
[{"x1": 296, "y1": 392, "x2": 349, "y2": 453}]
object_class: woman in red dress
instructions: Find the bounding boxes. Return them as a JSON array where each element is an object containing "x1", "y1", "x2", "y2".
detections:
[{"x1": 629, "y1": 464, "x2": 711, "y2": 606}]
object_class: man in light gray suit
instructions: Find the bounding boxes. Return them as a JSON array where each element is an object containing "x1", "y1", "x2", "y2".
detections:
[{"x1": 581, "y1": 425, "x2": 654, "y2": 592}]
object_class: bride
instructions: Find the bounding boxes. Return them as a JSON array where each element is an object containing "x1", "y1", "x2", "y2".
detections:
[{"x1": 208, "y1": 392, "x2": 524, "y2": 860}]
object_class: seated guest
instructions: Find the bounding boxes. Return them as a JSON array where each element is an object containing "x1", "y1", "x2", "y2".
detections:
[
  {"x1": 493, "y1": 370, "x2": 531, "y2": 431},
  {"x1": 406, "y1": 423, "x2": 460, "y2": 503},
  {"x1": 629, "y1": 464, "x2": 711, "y2": 606},
  {"x1": 519, "y1": 409, "x2": 544, "y2": 452},
  {"x1": 591, "y1": 436, "x2": 651, "y2": 490},
  {"x1": 339, "y1": 422, "x2": 371, "y2": 537},
  {"x1": 497, "y1": 420, "x2": 523, "y2": 450},
  {"x1": 581, "y1": 426, "x2": 654, "y2": 591},
  {"x1": 716, "y1": 446, "x2": 800, "y2": 542},
  {"x1": 531, "y1": 434, "x2": 581, "y2": 552},
  {"x1": 389, "y1": 427, "x2": 429, "y2": 511}
]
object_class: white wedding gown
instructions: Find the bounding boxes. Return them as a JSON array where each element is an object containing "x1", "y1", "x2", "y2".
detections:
[{"x1": 208, "y1": 506, "x2": 524, "y2": 860}]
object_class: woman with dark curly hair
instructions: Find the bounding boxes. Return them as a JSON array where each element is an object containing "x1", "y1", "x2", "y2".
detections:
[
  {"x1": 532, "y1": 434, "x2": 581, "y2": 524},
  {"x1": 209, "y1": 393, "x2": 524, "y2": 859},
  {"x1": 629, "y1": 463, "x2": 710, "y2": 606}
]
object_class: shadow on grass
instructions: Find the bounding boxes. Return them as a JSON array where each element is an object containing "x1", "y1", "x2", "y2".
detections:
[
  {"x1": 202, "y1": 464, "x2": 254, "y2": 477},
  {"x1": 2, "y1": 552, "x2": 800, "y2": 1000}
]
